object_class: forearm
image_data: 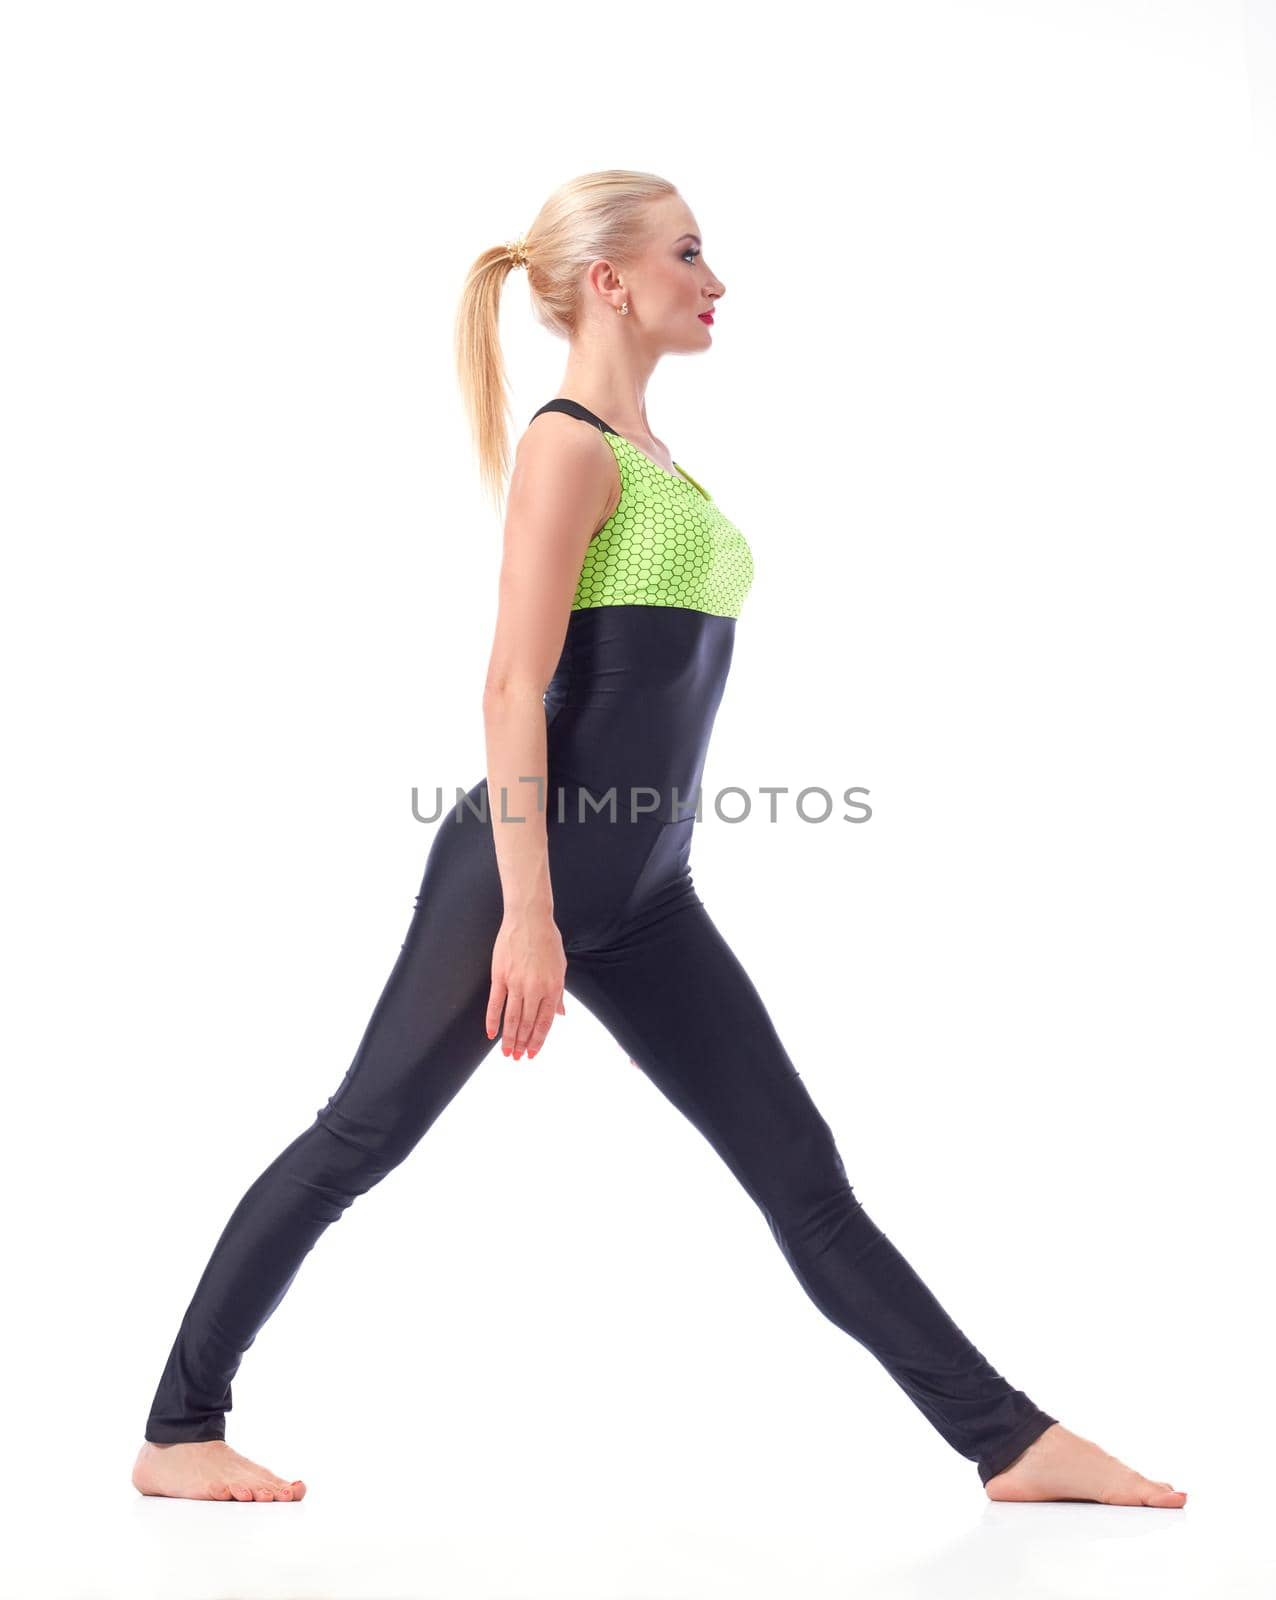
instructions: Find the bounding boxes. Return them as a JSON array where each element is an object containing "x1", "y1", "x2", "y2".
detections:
[{"x1": 481, "y1": 685, "x2": 555, "y2": 920}]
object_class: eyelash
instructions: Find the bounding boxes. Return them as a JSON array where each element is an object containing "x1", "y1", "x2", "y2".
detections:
[{"x1": 682, "y1": 247, "x2": 700, "y2": 263}]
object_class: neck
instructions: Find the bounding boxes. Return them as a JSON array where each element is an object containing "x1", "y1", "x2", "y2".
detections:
[{"x1": 559, "y1": 339, "x2": 661, "y2": 442}]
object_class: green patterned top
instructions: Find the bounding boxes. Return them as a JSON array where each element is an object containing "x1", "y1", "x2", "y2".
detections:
[{"x1": 571, "y1": 433, "x2": 755, "y2": 620}]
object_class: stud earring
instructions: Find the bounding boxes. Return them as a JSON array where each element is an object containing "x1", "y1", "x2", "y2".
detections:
[{"x1": 618, "y1": 301, "x2": 629, "y2": 315}]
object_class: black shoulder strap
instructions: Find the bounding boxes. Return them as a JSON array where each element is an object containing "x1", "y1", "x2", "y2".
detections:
[{"x1": 529, "y1": 396, "x2": 617, "y2": 435}]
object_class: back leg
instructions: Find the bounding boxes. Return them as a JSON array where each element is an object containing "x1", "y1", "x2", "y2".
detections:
[
  {"x1": 144, "y1": 809, "x2": 504, "y2": 1443},
  {"x1": 564, "y1": 899, "x2": 1057, "y2": 1485}
]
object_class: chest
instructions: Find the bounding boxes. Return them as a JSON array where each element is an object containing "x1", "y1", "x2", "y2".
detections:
[{"x1": 572, "y1": 441, "x2": 755, "y2": 621}]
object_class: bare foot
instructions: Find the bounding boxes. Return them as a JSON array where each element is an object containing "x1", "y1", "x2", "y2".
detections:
[
  {"x1": 985, "y1": 1422, "x2": 1186, "y2": 1507},
  {"x1": 132, "y1": 1439, "x2": 307, "y2": 1502}
]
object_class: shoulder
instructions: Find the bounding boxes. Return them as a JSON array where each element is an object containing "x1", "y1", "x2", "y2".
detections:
[
  {"x1": 511, "y1": 413, "x2": 619, "y2": 536},
  {"x1": 515, "y1": 409, "x2": 616, "y2": 484},
  {"x1": 502, "y1": 416, "x2": 617, "y2": 547}
]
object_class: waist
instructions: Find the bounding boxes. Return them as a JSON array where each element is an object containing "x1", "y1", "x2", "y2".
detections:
[
  {"x1": 545, "y1": 605, "x2": 736, "y2": 701},
  {"x1": 543, "y1": 606, "x2": 736, "y2": 811}
]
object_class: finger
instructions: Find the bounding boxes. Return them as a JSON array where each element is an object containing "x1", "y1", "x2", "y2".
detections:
[
  {"x1": 522, "y1": 999, "x2": 556, "y2": 1059},
  {"x1": 556, "y1": 997, "x2": 566, "y2": 1015},
  {"x1": 485, "y1": 981, "x2": 507, "y2": 1042},
  {"x1": 502, "y1": 995, "x2": 524, "y2": 1057},
  {"x1": 514, "y1": 992, "x2": 543, "y2": 1056}
]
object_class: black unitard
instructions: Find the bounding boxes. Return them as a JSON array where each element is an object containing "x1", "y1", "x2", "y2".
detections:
[{"x1": 144, "y1": 398, "x2": 1057, "y2": 1485}]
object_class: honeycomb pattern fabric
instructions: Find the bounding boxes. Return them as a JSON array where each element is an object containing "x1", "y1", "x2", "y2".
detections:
[{"x1": 571, "y1": 433, "x2": 755, "y2": 620}]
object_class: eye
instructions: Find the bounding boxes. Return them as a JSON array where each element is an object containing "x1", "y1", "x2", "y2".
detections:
[{"x1": 682, "y1": 247, "x2": 700, "y2": 263}]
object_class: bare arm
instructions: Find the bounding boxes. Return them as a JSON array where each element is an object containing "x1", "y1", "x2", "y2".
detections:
[{"x1": 481, "y1": 414, "x2": 616, "y2": 1059}]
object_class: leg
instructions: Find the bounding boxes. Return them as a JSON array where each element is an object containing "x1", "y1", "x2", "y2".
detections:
[
  {"x1": 144, "y1": 806, "x2": 504, "y2": 1443},
  {"x1": 564, "y1": 898, "x2": 1057, "y2": 1485}
]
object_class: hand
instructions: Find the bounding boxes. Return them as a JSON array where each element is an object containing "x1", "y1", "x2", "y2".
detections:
[{"x1": 486, "y1": 911, "x2": 567, "y2": 1060}]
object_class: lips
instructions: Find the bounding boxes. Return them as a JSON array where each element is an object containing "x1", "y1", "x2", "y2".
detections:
[{"x1": 698, "y1": 312, "x2": 714, "y2": 324}]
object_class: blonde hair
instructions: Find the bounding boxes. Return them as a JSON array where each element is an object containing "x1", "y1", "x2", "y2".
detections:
[{"x1": 454, "y1": 169, "x2": 678, "y2": 511}]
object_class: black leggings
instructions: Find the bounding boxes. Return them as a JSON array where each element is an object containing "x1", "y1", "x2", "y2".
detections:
[{"x1": 144, "y1": 780, "x2": 1057, "y2": 1485}]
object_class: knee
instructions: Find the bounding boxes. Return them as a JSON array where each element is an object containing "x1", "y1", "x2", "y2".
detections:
[
  {"x1": 310, "y1": 1105, "x2": 411, "y2": 1195},
  {"x1": 754, "y1": 1118, "x2": 874, "y2": 1258}
]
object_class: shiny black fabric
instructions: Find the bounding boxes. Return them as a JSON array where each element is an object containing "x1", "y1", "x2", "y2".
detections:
[{"x1": 144, "y1": 559, "x2": 1055, "y2": 1490}]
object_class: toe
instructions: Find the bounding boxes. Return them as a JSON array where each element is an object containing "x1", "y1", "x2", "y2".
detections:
[
  {"x1": 253, "y1": 1487, "x2": 273, "y2": 1501},
  {"x1": 230, "y1": 1484, "x2": 253, "y2": 1501},
  {"x1": 210, "y1": 1482, "x2": 232, "y2": 1500}
]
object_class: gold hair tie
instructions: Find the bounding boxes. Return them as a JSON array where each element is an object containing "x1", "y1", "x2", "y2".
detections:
[{"x1": 505, "y1": 236, "x2": 530, "y2": 269}]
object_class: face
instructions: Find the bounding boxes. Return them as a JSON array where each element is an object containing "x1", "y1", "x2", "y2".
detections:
[{"x1": 599, "y1": 194, "x2": 726, "y2": 352}]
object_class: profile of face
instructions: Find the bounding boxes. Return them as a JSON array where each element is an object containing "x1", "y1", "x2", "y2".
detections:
[{"x1": 588, "y1": 193, "x2": 726, "y2": 354}]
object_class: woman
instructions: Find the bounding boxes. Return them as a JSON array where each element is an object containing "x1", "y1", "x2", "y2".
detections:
[{"x1": 132, "y1": 169, "x2": 1186, "y2": 1507}]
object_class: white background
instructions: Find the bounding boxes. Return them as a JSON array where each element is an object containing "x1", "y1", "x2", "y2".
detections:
[{"x1": 2, "y1": 2, "x2": 1273, "y2": 1596}]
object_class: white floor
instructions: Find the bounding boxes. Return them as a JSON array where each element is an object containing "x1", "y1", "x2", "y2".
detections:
[{"x1": 2, "y1": 1441, "x2": 1267, "y2": 1600}]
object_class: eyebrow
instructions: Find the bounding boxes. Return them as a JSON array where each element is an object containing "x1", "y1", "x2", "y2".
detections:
[{"x1": 675, "y1": 233, "x2": 701, "y2": 245}]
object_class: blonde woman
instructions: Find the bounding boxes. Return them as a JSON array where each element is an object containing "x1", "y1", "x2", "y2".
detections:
[{"x1": 133, "y1": 170, "x2": 1186, "y2": 1508}]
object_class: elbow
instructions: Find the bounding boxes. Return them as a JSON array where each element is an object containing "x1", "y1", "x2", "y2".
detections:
[{"x1": 482, "y1": 678, "x2": 547, "y2": 713}]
